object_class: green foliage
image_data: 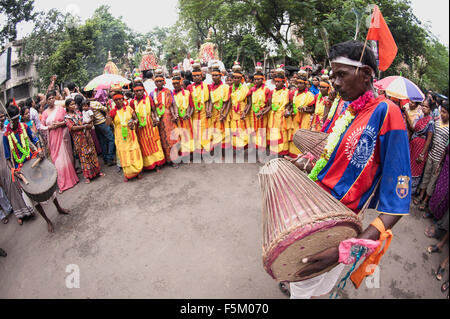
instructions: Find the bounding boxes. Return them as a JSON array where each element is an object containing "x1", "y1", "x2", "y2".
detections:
[
  {"x1": 16, "y1": 0, "x2": 449, "y2": 97},
  {"x1": 0, "y1": 0, "x2": 35, "y2": 46}
]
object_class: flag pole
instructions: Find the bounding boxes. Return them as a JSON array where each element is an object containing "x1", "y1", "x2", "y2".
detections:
[{"x1": 355, "y1": 5, "x2": 374, "y2": 75}]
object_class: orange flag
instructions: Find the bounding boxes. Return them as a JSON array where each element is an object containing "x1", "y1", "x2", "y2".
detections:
[{"x1": 366, "y1": 4, "x2": 398, "y2": 71}]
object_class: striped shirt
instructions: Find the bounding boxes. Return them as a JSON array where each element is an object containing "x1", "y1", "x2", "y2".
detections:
[
  {"x1": 89, "y1": 101, "x2": 107, "y2": 125},
  {"x1": 429, "y1": 121, "x2": 449, "y2": 161}
]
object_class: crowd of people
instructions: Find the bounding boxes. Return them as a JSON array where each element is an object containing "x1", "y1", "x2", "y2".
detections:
[{"x1": 0, "y1": 40, "x2": 448, "y2": 298}]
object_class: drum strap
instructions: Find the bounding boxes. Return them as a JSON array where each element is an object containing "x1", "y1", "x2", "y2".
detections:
[{"x1": 349, "y1": 217, "x2": 393, "y2": 289}]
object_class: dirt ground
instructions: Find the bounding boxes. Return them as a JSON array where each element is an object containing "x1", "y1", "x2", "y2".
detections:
[{"x1": 0, "y1": 159, "x2": 448, "y2": 299}]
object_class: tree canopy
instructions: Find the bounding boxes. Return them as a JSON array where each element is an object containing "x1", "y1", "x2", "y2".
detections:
[{"x1": 12, "y1": 0, "x2": 449, "y2": 96}]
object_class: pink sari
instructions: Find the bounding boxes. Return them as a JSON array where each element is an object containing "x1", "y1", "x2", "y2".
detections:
[{"x1": 41, "y1": 106, "x2": 79, "y2": 192}]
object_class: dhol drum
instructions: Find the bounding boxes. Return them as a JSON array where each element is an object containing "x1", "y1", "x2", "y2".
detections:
[
  {"x1": 258, "y1": 158, "x2": 362, "y2": 282},
  {"x1": 18, "y1": 158, "x2": 58, "y2": 203},
  {"x1": 292, "y1": 129, "x2": 328, "y2": 160}
]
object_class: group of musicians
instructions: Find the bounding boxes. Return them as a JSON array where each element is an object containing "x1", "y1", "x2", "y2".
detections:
[
  {"x1": 1, "y1": 39, "x2": 412, "y2": 299},
  {"x1": 106, "y1": 60, "x2": 335, "y2": 182}
]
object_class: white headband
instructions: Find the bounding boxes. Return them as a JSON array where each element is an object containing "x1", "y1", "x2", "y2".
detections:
[
  {"x1": 331, "y1": 56, "x2": 375, "y2": 76},
  {"x1": 331, "y1": 56, "x2": 365, "y2": 68}
]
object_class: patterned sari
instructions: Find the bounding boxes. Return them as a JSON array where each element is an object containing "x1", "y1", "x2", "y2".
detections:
[
  {"x1": 409, "y1": 115, "x2": 434, "y2": 193},
  {"x1": 64, "y1": 111, "x2": 101, "y2": 180}
]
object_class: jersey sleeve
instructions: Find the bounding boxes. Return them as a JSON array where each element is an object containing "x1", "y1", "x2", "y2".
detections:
[{"x1": 372, "y1": 102, "x2": 411, "y2": 215}]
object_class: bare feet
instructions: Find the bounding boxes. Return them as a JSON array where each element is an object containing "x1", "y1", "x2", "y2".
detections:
[
  {"x1": 1, "y1": 218, "x2": 8, "y2": 224},
  {"x1": 17, "y1": 218, "x2": 22, "y2": 225},
  {"x1": 85, "y1": 179, "x2": 91, "y2": 184},
  {"x1": 123, "y1": 177, "x2": 128, "y2": 183},
  {"x1": 57, "y1": 208, "x2": 70, "y2": 215},
  {"x1": 47, "y1": 222, "x2": 54, "y2": 233},
  {"x1": 99, "y1": 172, "x2": 105, "y2": 177},
  {"x1": 137, "y1": 174, "x2": 143, "y2": 180}
]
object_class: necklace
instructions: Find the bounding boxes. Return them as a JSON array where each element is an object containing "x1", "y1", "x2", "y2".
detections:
[
  {"x1": 213, "y1": 84, "x2": 224, "y2": 111},
  {"x1": 271, "y1": 88, "x2": 286, "y2": 112},
  {"x1": 116, "y1": 107, "x2": 128, "y2": 140},
  {"x1": 252, "y1": 86, "x2": 265, "y2": 114},
  {"x1": 232, "y1": 83, "x2": 243, "y2": 113},
  {"x1": 309, "y1": 90, "x2": 375, "y2": 181},
  {"x1": 7, "y1": 123, "x2": 31, "y2": 164},
  {"x1": 192, "y1": 83, "x2": 205, "y2": 112},
  {"x1": 136, "y1": 96, "x2": 148, "y2": 127},
  {"x1": 177, "y1": 89, "x2": 188, "y2": 118},
  {"x1": 154, "y1": 89, "x2": 166, "y2": 117}
]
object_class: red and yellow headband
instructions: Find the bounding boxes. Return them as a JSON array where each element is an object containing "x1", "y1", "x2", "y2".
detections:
[
  {"x1": 254, "y1": 75, "x2": 265, "y2": 79},
  {"x1": 133, "y1": 86, "x2": 144, "y2": 91},
  {"x1": 320, "y1": 81, "x2": 331, "y2": 88}
]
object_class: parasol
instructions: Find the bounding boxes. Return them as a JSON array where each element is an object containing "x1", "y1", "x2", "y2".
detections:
[
  {"x1": 374, "y1": 76, "x2": 425, "y2": 102},
  {"x1": 84, "y1": 74, "x2": 131, "y2": 91}
]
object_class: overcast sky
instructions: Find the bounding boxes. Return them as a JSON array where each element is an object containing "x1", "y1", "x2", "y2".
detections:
[{"x1": 15, "y1": 0, "x2": 449, "y2": 46}]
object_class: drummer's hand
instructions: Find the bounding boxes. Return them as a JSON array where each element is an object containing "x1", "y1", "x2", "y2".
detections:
[
  {"x1": 38, "y1": 149, "x2": 45, "y2": 159},
  {"x1": 284, "y1": 155, "x2": 303, "y2": 170},
  {"x1": 296, "y1": 246, "x2": 339, "y2": 278}
]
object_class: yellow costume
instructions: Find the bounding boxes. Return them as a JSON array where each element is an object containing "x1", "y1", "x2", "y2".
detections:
[
  {"x1": 112, "y1": 105, "x2": 143, "y2": 179},
  {"x1": 268, "y1": 87, "x2": 290, "y2": 155},
  {"x1": 289, "y1": 89, "x2": 315, "y2": 156},
  {"x1": 311, "y1": 94, "x2": 327, "y2": 131},
  {"x1": 174, "y1": 89, "x2": 195, "y2": 156},
  {"x1": 209, "y1": 82, "x2": 230, "y2": 149},
  {"x1": 229, "y1": 83, "x2": 250, "y2": 149},
  {"x1": 133, "y1": 95, "x2": 166, "y2": 169},
  {"x1": 190, "y1": 82, "x2": 210, "y2": 153},
  {"x1": 249, "y1": 85, "x2": 270, "y2": 150}
]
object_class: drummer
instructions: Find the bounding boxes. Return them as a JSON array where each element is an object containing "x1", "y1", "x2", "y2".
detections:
[
  {"x1": 285, "y1": 40, "x2": 411, "y2": 299},
  {"x1": 3, "y1": 105, "x2": 70, "y2": 233}
]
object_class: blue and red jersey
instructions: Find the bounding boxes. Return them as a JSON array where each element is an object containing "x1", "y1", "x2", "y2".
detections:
[{"x1": 317, "y1": 95, "x2": 411, "y2": 215}]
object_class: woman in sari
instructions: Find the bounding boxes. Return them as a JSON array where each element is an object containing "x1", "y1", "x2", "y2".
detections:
[
  {"x1": 107, "y1": 86, "x2": 143, "y2": 182},
  {"x1": 410, "y1": 100, "x2": 434, "y2": 195},
  {"x1": 64, "y1": 99, "x2": 104, "y2": 184},
  {"x1": 130, "y1": 79, "x2": 166, "y2": 171},
  {"x1": 150, "y1": 68, "x2": 180, "y2": 167},
  {"x1": 41, "y1": 90, "x2": 79, "y2": 193}
]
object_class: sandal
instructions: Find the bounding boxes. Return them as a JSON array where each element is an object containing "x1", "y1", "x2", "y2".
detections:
[
  {"x1": 422, "y1": 211, "x2": 432, "y2": 219},
  {"x1": 413, "y1": 197, "x2": 422, "y2": 206},
  {"x1": 278, "y1": 282, "x2": 290, "y2": 297},
  {"x1": 442, "y1": 281, "x2": 449, "y2": 293},
  {"x1": 1, "y1": 218, "x2": 8, "y2": 224},
  {"x1": 435, "y1": 265, "x2": 445, "y2": 281},
  {"x1": 427, "y1": 245, "x2": 441, "y2": 254}
]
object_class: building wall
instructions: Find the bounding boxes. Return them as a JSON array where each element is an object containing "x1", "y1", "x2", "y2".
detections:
[{"x1": 0, "y1": 40, "x2": 38, "y2": 105}]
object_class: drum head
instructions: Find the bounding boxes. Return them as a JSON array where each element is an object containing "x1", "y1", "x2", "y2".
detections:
[
  {"x1": 20, "y1": 158, "x2": 57, "y2": 197},
  {"x1": 264, "y1": 218, "x2": 361, "y2": 282}
]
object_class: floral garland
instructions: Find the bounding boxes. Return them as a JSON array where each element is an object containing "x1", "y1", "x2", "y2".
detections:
[
  {"x1": 232, "y1": 83, "x2": 243, "y2": 113},
  {"x1": 7, "y1": 123, "x2": 31, "y2": 164},
  {"x1": 271, "y1": 88, "x2": 286, "y2": 112},
  {"x1": 153, "y1": 89, "x2": 166, "y2": 117},
  {"x1": 308, "y1": 90, "x2": 375, "y2": 181},
  {"x1": 135, "y1": 96, "x2": 148, "y2": 128},
  {"x1": 177, "y1": 89, "x2": 188, "y2": 118},
  {"x1": 252, "y1": 86, "x2": 266, "y2": 114},
  {"x1": 213, "y1": 85, "x2": 225, "y2": 111},
  {"x1": 192, "y1": 83, "x2": 205, "y2": 112}
]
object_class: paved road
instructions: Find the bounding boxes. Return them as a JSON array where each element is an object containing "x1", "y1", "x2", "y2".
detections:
[{"x1": 0, "y1": 160, "x2": 447, "y2": 298}]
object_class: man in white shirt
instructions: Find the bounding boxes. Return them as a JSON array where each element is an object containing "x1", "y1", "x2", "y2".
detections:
[
  {"x1": 143, "y1": 70, "x2": 156, "y2": 93},
  {"x1": 183, "y1": 53, "x2": 193, "y2": 72}
]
